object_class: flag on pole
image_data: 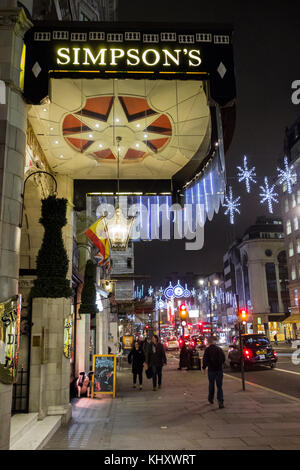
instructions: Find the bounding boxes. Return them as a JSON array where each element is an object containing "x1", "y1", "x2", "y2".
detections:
[{"x1": 85, "y1": 217, "x2": 110, "y2": 266}]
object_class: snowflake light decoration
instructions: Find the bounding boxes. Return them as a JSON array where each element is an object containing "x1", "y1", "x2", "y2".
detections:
[
  {"x1": 148, "y1": 286, "x2": 154, "y2": 296},
  {"x1": 237, "y1": 155, "x2": 257, "y2": 193},
  {"x1": 259, "y1": 177, "x2": 278, "y2": 214},
  {"x1": 203, "y1": 288, "x2": 209, "y2": 298},
  {"x1": 277, "y1": 156, "x2": 297, "y2": 194},
  {"x1": 223, "y1": 186, "x2": 241, "y2": 224}
]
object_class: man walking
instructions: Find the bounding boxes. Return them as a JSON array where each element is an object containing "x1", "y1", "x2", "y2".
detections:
[
  {"x1": 201, "y1": 336, "x2": 225, "y2": 408},
  {"x1": 148, "y1": 335, "x2": 167, "y2": 391}
]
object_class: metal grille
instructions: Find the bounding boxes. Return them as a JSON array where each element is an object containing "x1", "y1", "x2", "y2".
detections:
[{"x1": 11, "y1": 368, "x2": 29, "y2": 414}]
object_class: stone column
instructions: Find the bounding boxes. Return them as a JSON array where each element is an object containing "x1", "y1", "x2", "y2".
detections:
[
  {"x1": 0, "y1": 7, "x2": 32, "y2": 450},
  {"x1": 275, "y1": 263, "x2": 284, "y2": 313},
  {"x1": 29, "y1": 297, "x2": 72, "y2": 423},
  {"x1": 95, "y1": 298, "x2": 109, "y2": 355},
  {"x1": 75, "y1": 211, "x2": 92, "y2": 375}
]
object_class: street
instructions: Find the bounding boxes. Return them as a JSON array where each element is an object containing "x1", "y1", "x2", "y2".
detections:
[
  {"x1": 42, "y1": 351, "x2": 300, "y2": 450},
  {"x1": 168, "y1": 347, "x2": 300, "y2": 400}
]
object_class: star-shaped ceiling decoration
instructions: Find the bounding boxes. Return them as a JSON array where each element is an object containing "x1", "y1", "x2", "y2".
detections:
[{"x1": 62, "y1": 95, "x2": 172, "y2": 164}]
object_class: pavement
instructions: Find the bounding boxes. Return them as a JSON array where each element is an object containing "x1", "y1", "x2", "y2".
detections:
[{"x1": 43, "y1": 353, "x2": 300, "y2": 450}]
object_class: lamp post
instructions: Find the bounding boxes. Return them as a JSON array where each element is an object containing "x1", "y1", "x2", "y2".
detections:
[
  {"x1": 19, "y1": 170, "x2": 57, "y2": 228},
  {"x1": 104, "y1": 136, "x2": 135, "y2": 250}
]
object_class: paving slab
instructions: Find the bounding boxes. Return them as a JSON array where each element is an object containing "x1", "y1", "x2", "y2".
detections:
[{"x1": 43, "y1": 359, "x2": 300, "y2": 450}]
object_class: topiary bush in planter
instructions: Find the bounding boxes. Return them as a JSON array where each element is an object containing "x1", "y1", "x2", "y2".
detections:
[
  {"x1": 31, "y1": 195, "x2": 73, "y2": 298},
  {"x1": 79, "y1": 260, "x2": 99, "y2": 314}
]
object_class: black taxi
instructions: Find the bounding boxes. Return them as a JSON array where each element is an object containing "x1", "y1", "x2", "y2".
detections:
[{"x1": 228, "y1": 334, "x2": 278, "y2": 369}]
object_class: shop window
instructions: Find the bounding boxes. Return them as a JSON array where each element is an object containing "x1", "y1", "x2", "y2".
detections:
[
  {"x1": 294, "y1": 216, "x2": 299, "y2": 231},
  {"x1": 297, "y1": 189, "x2": 300, "y2": 205},
  {"x1": 295, "y1": 289, "x2": 299, "y2": 307},
  {"x1": 265, "y1": 262, "x2": 279, "y2": 313},
  {"x1": 297, "y1": 238, "x2": 300, "y2": 253},
  {"x1": 277, "y1": 250, "x2": 289, "y2": 313},
  {"x1": 291, "y1": 264, "x2": 296, "y2": 280},
  {"x1": 292, "y1": 194, "x2": 297, "y2": 208},
  {"x1": 286, "y1": 219, "x2": 291, "y2": 234},
  {"x1": 289, "y1": 241, "x2": 294, "y2": 257}
]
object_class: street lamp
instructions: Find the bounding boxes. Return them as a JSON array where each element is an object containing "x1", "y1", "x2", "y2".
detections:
[
  {"x1": 199, "y1": 279, "x2": 204, "y2": 286},
  {"x1": 19, "y1": 170, "x2": 57, "y2": 228}
]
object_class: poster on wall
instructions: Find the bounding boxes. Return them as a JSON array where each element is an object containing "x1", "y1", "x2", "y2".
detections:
[
  {"x1": 0, "y1": 295, "x2": 21, "y2": 384},
  {"x1": 122, "y1": 335, "x2": 134, "y2": 350},
  {"x1": 63, "y1": 314, "x2": 73, "y2": 359},
  {"x1": 91, "y1": 354, "x2": 116, "y2": 398}
]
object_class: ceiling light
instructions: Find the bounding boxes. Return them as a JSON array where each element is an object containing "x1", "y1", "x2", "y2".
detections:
[
  {"x1": 136, "y1": 143, "x2": 140, "y2": 148},
  {"x1": 55, "y1": 140, "x2": 59, "y2": 144},
  {"x1": 50, "y1": 127, "x2": 54, "y2": 131},
  {"x1": 95, "y1": 123, "x2": 99, "y2": 128},
  {"x1": 88, "y1": 134, "x2": 93, "y2": 138},
  {"x1": 98, "y1": 144, "x2": 103, "y2": 148},
  {"x1": 144, "y1": 134, "x2": 148, "y2": 139},
  {"x1": 115, "y1": 118, "x2": 120, "y2": 123},
  {"x1": 43, "y1": 108, "x2": 47, "y2": 112},
  {"x1": 59, "y1": 154, "x2": 64, "y2": 159},
  {"x1": 136, "y1": 123, "x2": 140, "y2": 128}
]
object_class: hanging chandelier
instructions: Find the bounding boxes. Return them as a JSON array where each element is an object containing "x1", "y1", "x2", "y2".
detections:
[{"x1": 105, "y1": 135, "x2": 135, "y2": 251}]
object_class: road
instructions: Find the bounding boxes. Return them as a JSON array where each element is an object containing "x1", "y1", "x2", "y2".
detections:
[{"x1": 168, "y1": 348, "x2": 300, "y2": 400}]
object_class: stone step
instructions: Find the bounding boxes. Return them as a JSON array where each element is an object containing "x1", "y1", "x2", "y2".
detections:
[
  {"x1": 10, "y1": 415, "x2": 62, "y2": 450},
  {"x1": 10, "y1": 412, "x2": 39, "y2": 448}
]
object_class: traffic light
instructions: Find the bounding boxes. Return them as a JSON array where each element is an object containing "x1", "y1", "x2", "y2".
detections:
[
  {"x1": 238, "y1": 308, "x2": 248, "y2": 323},
  {"x1": 179, "y1": 304, "x2": 188, "y2": 320}
]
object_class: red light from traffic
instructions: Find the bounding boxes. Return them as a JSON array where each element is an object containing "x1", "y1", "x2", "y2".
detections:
[{"x1": 243, "y1": 349, "x2": 252, "y2": 358}]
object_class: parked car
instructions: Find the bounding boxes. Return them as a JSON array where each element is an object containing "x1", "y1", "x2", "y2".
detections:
[
  {"x1": 191, "y1": 335, "x2": 207, "y2": 349},
  {"x1": 163, "y1": 336, "x2": 179, "y2": 350},
  {"x1": 228, "y1": 334, "x2": 277, "y2": 369},
  {"x1": 178, "y1": 335, "x2": 190, "y2": 348}
]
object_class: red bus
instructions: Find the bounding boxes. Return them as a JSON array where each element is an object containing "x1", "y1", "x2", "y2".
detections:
[{"x1": 191, "y1": 322, "x2": 212, "y2": 336}]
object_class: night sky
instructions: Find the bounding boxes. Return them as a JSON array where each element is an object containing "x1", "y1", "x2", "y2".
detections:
[{"x1": 118, "y1": 0, "x2": 300, "y2": 281}]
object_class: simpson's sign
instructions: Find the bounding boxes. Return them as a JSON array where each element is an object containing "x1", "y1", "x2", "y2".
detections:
[
  {"x1": 23, "y1": 22, "x2": 236, "y2": 105},
  {"x1": 56, "y1": 46, "x2": 202, "y2": 68}
]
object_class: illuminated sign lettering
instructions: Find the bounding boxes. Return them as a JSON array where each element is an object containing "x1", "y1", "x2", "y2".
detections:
[{"x1": 56, "y1": 47, "x2": 202, "y2": 68}]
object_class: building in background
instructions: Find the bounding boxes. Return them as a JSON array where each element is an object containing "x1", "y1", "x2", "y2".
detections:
[
  {"x1": 279, "y1": 116, "x2": 300, "y2": 339},
  {"x1": 223, "y1": 216, "x2": 289, "y2": 341},
  {"x1": 19, "y1": 0, "x2": 118, "y2": 22}
]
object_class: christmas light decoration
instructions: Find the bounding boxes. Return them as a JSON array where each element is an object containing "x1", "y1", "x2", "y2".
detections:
[
  {"x1": 237, "y1": 155, "x2": 257, "y2": 193},
  {"x1": 223, "y1": 186, "x2": 241, "y2": 224},
  {"x1": 277, "y1": 156, "x2": 297, "y2": 194},
  {"x1": 148, "y1": 286, "x2": 154, "y2": 296},
  {"x1": 259, "y1": 176, "x2": 278, "y2": 213}
]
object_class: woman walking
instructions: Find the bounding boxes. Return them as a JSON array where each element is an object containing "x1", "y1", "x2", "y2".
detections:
[{"x1": 128, "y1": 340, "x2": 145, "y2": 390}]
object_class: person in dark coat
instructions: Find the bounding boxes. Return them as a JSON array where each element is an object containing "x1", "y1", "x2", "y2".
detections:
[
  {"x1": 202, "y1": 336, "x2": 226, "y2": 408},
  {"x1": 178, "y1": 343, "x2": 191, "y2": 370},
  {"x1": 143, "y1": 336, "x2": 152, "y2": 366},
  {"x1": 128, "y1": 340, "x2": 145, "y2": 390},
  {"x1": 148, "y1": 335, "x2": 167, "y2": 391}
]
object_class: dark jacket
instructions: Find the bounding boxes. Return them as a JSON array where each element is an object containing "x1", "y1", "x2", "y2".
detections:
[
  {"x1": 143, "y1": 340, "x2": 152, "y2": 363},
  {"x1": 179, "y1": 344, "x2": 191, "y2": 368},
  {"x1": 202, "y1": 344, "x2": 225, "y2": 372},
  {"x1": 148, "y1": 342, "x2": 167, "y2": 367},
  {"x1": 128, "y1": 347, "x2": 145, "y2": 374}
]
